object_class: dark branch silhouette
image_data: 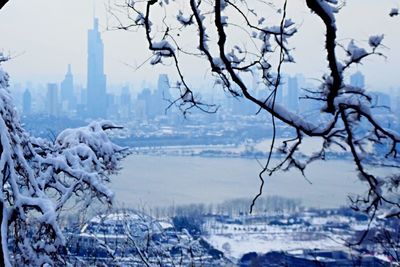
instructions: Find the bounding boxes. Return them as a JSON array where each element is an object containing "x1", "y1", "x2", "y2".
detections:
[{"x1": 110, "y1": 0, "x2": 400, "y2": 224}]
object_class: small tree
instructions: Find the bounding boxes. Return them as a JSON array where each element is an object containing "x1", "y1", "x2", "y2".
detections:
[
  {"x1": 0, "y1": 57, "x2": 129, "y2": 266},
  {"x1": 113, "y1": 0, "x2": 399, "y2": 221}
]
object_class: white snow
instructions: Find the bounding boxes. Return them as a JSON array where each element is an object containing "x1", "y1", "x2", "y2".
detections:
[
  {"x1": 347, "y1": 40, "x2": 368, "y2": 63},
  {"x1": 368, "y1": 34, "x2": 384, "y2": 48},
  {"x1": 0, "y1": 61, "x2": 129, "y2": 266}
]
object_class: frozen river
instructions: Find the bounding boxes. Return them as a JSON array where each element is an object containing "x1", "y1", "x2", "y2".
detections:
[{"x1": 109, "y1": 154, "x2": 393, "y2": 209}]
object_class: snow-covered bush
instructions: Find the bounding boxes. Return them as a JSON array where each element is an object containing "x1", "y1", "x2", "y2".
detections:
[{"x1": 0, "y1": 58, "x2": 129, "y2": 266}]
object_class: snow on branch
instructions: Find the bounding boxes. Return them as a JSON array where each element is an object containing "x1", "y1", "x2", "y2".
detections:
[{"x1": 0, "y1": 61, "x2": 129, "y2": 266}]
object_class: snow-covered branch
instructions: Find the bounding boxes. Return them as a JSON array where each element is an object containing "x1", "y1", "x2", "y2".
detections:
[{"x1": 0, "y1": 60, "x2": 129, "y2": 266}]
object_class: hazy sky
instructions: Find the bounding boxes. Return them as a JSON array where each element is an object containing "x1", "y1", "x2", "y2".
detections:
[{"x1": 0, "y1": 0, "x2": 399, "y2": 91}]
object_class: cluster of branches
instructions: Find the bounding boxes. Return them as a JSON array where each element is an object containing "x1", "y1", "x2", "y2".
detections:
[
  {"x1": 110, "y1": 0, "x2": 400, "y2": 223},
  {"x1": 0, "y1": 57, "x2": 129, "y2": 266},
  {"x1": 66, "y1": 209, "x2": 224, "y2": 266}
]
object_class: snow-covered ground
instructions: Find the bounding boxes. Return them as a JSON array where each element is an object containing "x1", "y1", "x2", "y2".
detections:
[
  {"x1": 207, "y1": 232, "x2": 345, "y2": 261},
  {"x1": 203, "y1": 213, "x2": 361, "y2": 261}
]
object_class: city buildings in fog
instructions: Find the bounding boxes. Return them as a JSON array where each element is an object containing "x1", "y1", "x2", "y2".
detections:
[
  {"x1": 10, "y1": 14, "x2": 397, "y2": 125},
  {"x1": 10, "y1": 17, "x2": 399, "y2": 131}
]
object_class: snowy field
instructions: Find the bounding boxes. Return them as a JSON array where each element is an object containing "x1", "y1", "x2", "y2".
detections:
[{"x1": 204, "y1": 213, "x2": 360, "y2": 261}]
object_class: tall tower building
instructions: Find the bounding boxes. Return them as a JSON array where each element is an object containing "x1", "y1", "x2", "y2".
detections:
[
  {"x1": 152, "y1": 74, "x2": 171, "y2": 117},
  {"x1": 157, "y1": 74, "x2": 171, "y2": 99},
  {"x1": 61, "y1": 64, "x2": 74, "y2": 104},
  {"x1": 120, "y1": 86, "x2": 132, "y2": 119},
  {"x1": 87, "y1": 18, "x2": 107, "y2": 118}
]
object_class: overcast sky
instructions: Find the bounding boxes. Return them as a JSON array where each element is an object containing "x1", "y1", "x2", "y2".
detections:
[{"x1": 0, "y1": 0, "x2": 399, "y2": 92}]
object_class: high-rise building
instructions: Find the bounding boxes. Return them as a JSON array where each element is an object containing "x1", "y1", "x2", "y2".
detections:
[
  {"x1": 60, "y1": 64, "x2": 74, "y2": 110},
  {"x1": 137, "y1": 88, "x2": 152, "y2": 119},
  {"x1": 87, "y1": 18, "x2": 107, "y2": 118},
  {"x1": 46, "y1": 83, "x2": 59, "y2": 117},
  {"x1": 22, "y1": 89, "x2": 32, "y2": 115},
  {"x1": 350, "y1": 71, "x2": 365, "y2": 88},
  {"x1": 120, "y1": 86, "x2": 132, "y2": 119},
  {"x1": 154, "y1": 74, "x2": 171, "y2": 117},
  {"x1": 61, "y1": 64, "x2": 74, "y2": 101},
  {"x1": 157, "y1": 74, "x2": 171, "y2": 100}
]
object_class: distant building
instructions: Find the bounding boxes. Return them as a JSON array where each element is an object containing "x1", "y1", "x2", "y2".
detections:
[
  {"x1": 22, "y1": 89, "x2": 32, "y2": 115},
  {"x1": 106, "y1": 92, "x2": 118, "y2": 118},
  {"x1": 46, "y1": 83, "x2": 59, "y2": 116},
  {"x1": 152, "y1": 74, "x2": 171, "y2": 117},
  {"x1": 157, "y1": 74, "x2": 171, "y2": 100},
  {"x1": 120, "y1": 86, "x2": 132, "y2": 119},
  {"x1": 86, "y1": 18, "x2": 107, "y2": 118},
  {"x1": 137, "y1": 88, "x2": 152, "y2": 119},
  {"x1": 60, "y1": 64, "x2": 74, "y2": 103},
  {"x1": 60, "y1": 64, "x2": 75, "y2": 112},
  {"x1": 350, "y1": 71, "x2": 365, "y2": 88}
]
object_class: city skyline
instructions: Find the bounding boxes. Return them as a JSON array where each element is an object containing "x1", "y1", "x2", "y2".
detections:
[
  {"x1": 2, "y1": 1, "x2": 400, "y2": 122},
  {"x1": 13, "y1": 14, "x2": 341, "y2": 121},
  {"x1": 0, "y1": 0, "x2": 399, "y2": 91}
]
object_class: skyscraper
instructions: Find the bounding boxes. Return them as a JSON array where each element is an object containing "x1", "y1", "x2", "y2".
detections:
[
  {"x1": 120, "y1": 86, "x2": 132, "y2": 119},
  {"x1": 157, "y1": 74, "x2": 171, "y2": 100},
  {"x1": 151, "y1": 74, "x2": 171, "y2": 117},
  {"x1": 60, "y1": 64, "x2": 74, "y2": 106},
  {"x1": 137, "y1": 88, "x2": 152, "y2": 119},
  {"x1": 87, "y1": 18, "x2": 107, "y2": 118}
]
